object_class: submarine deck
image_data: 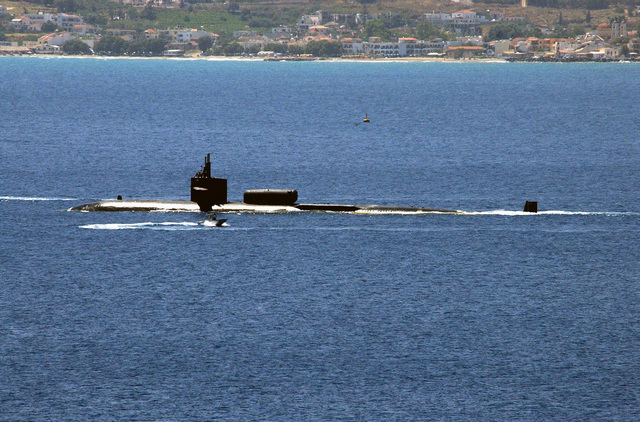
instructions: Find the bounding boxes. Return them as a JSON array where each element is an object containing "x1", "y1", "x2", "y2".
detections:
[{"x1": 69, "y1": 199, "x2": 461, "y2": 214}]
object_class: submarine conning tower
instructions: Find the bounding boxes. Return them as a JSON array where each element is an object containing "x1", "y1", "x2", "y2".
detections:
[{"x1": 191, "y1": 153, "x2": 227, "y2": 212}]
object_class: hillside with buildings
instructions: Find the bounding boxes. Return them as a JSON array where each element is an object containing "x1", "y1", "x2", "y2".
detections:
[{"x1": 1, "y1": 0, "x2": 639, "y2": 59}]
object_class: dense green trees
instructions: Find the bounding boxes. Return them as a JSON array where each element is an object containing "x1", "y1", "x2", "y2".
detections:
[
  {"x1": 525, "y1": 0, "x2": 609, "y2": 8},
  {"x1": 287, "y1": 44, "x2": 304, "y2": 55},
  {"x1": 93, "y1": 35, "x2": 167, "y2": 56},
  {"x1": 54, "y1": 0, "x2": 81, "y2": 13},
  {"x1": 205, "y1": 40, "x2": 341, "y2": 57},
  {"x1": 362, "y1": 20, "x2": 393, "y2": 41},
  {"x1": 41, "y1": 21, "x2": 60, "y2": 33},
  {"x1": 264, "y1": 42, "x2": 287, "y2": 54},
  {"x1": 486, "y1": 23, "x2": 526, "y2": 41},
  {"x1": 384, "y1": 14, "x2": 406, "y2": 28},
  {"x1": 552, "y1": 25, "x2": 586, "y2": 38},
  {"x1": 198, "y1": 35, "x2": 214, "y2": 52},
  {"x1": 128, "y1": 38, "x2": 167, "y2": 55},
  {"x1": 244, "y1": 45, "x2": 260, "y2": 55},
  {"x1": 415, "y1": 21, "x2": 446, "y2": 40},
  {"x1": 94, "y1": 35, "x2": 129, "y2": 55},
  {"x1": 62, "y1": 38, "x2": 92, "y2": 54},
  {"x1": 483, "y1": 0, "x2": 613, "y2": 8},
  {"x1": 222, "y1": 41, "x2": 243, "y2": 55},
  {"x1": 619, "y1": 44, "x2": 630, "y2": 56},
  {"x1": 304, "y1": 40, "x2": 342, "y2": 57},
  {"x1": 139, "y1": 4, "x2": 156, "y2": 20}
]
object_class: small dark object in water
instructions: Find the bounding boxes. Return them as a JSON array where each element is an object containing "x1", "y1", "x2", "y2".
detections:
[
  {"x1": 524, "y1": 201, "x2": 538, "y2": 213},
  {"x1": 117, "y1": 195, "x2": 122, "y2": 200}
]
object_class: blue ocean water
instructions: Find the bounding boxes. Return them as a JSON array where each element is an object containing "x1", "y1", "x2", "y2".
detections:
[{"x1": 1, "y1": 57, "x2": 639, "y2": 420}]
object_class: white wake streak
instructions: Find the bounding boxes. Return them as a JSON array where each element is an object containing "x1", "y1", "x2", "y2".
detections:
[
  {"x1": 81, "y1": 222, "x2": 197, "y2": 230},
  {"x1": 80, "y1": 221, "x2": 230, "y2": 230},
  {"x1": 463, "y1": 210, "x2": 637, "y2": 216}
]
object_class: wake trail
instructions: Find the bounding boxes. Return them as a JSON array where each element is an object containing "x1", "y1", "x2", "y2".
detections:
[{"x1": 79, "y1": 221, "x2": 229, "y2": 230}]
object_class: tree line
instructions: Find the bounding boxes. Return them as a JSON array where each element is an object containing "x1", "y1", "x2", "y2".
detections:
[
  {"x1": 202, "y1": 38, "x2": 343, "y2": 57},
  {"x1": 91, "y1": 35, "x2": 167, "y2": 55},
  {"x1": 483, "y1": 0, "x2": 631, "y2": 9}
]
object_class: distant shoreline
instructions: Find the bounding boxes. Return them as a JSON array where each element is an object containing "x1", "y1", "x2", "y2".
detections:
[
  {"x1": 0, "y1": 52, "x2": 502, "y2": 62},
  {"x1": 1, "y1": 53, "x2": 638, "y2": 63}
]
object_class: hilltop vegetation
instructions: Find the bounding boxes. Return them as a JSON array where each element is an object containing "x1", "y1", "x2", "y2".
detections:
[{"x1": 1, "y1": 0, "x2": 638, "y2": 40}]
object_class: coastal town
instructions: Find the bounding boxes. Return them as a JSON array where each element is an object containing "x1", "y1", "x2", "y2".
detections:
[{"x1": 1, "y1": 0, "x2": 639, "y2": 60}]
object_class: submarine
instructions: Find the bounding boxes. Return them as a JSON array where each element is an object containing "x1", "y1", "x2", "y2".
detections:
[
  {"x1": 70, "y1": 154, "x2": 537, "y2": 214},
  {"x1": 70, "y1": 154, "x2": 462, "y2": 214}
]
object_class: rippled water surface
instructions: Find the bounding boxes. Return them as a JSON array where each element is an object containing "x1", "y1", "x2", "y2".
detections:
[{"x1": 1, "y1": 58, "x2": 639, "y2": 420}]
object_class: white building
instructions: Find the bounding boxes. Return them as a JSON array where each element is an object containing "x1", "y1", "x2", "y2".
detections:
[
  {"x1": 9, "y1": 13, "x2": 85, "y2": 32},
  {"x1": 57, "y1": 13, "x2": 83, "y2": 31},
  {"x1": 354, "y1": 13, "x2": 378, "y2": 25},
  {"x1": 342, "y1": 37, "x2": 445, "y2": 57},
  {"x1": 9, "y1": 18, "x2": 28, "y2": 31},
  {"x1": 341, "y1": 38, "x2": 364, "y2": 54},
  {"x1": 271, "y1": 26, "x2": 293, "y2": 34},
  {"x1": 424, "y1": 12, "x2": 450, "y2": 25},
  {"x1": 176, "y1": 29, "x2": 214, "y2": 43},
  {"x1": 423, "y1": 10, "x2": 486, "y2": 35},
  {"x1": 39, "y1": 31, "x2": 75, "y2": 46},
  {"x1": 297, "y1": 13, "x2": 321, "y2": 33},
  {"x1": 398, "y1": 38, "x2": 445, "y2": 56}
]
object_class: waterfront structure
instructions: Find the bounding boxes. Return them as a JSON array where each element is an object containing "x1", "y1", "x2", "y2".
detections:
[
  {"x1": 445, "y1": 46, "x2": 484, "y2": 59},
  {"x1": 341, "y1": 38, "x2": 364, "y2": 54},
  {"x1": 341, "y1": 37, "x2": 446, "y2": 57}
]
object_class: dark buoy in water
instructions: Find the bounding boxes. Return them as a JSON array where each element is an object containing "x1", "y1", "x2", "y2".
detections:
[
  {"x1": 524, "y1": 201, "x2": 538, "y2": 213},
  {"x1": 363, "y1": 113, "x2": 370, "y2": 123}
]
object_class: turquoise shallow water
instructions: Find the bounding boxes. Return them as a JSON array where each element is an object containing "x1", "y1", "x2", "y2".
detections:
[{"x1": 1, "y1": 57, "x2": 639, "y2": 420}]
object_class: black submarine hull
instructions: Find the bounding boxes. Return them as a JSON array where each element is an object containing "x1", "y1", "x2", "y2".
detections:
[
  {"x1": 68, "y1": 199, "x2": 539, "y2": 214},
  {"x1": 69, "y1": 199, "x2": 460, "y2": 214},
  {"x1": 69, "y1": 155, "x2": 534, "y2": 215}
]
